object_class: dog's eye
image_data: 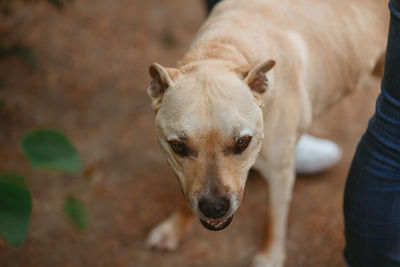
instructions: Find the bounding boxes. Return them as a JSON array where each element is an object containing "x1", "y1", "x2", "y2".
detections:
[
  {"x1": 169, "y1": 141, "x2": 189, "y2": 157},
  {"x1": 235, "y1": 136, "x2": 252, "y2": 154}
]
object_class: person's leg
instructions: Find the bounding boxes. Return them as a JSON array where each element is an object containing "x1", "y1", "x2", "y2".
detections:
[{"x1": 343, "y1": 1, "x2": 400, "y2": 266}]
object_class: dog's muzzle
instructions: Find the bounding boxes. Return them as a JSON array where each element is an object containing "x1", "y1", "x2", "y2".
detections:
[{"x1": 198, "y1": 196, "x2": 233, "y2": 231}]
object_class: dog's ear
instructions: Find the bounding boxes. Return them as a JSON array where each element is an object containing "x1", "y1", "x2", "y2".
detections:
[
  {"x1": 242, "y1": 59, "x2": 275, "y2": 107},
  {"x1": 147, "y1": 63, "x2": 180, "y2": 111}
]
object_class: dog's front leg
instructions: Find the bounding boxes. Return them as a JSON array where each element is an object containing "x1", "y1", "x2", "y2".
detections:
[
  {"x1": 146, "y1": 195, "x2": 194, "y2": 251},
  {"x1": 251, "y1": 158, "x2": 296, "y2": 267}
]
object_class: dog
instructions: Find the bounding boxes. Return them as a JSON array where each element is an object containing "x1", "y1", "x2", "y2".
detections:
[{"x1": 145, "y1": 0, "x2": 388, "y2": 266}]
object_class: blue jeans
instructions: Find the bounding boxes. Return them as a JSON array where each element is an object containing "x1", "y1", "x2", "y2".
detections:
[{"x1": 343, "y1": 0, "x2": 400, "y2": 266}]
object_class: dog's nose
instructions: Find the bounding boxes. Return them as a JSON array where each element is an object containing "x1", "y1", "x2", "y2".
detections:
[{"x1": 198, "y1": 196, "x2": 230, "y2": 219}]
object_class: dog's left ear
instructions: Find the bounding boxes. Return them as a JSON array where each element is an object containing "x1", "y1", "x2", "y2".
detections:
[
  {"x1": 147, "y1": 63, "x2": 180, "y2": 111},
  {"x1": 243, "y1": 59, "x2": 275, "y2": 107}
]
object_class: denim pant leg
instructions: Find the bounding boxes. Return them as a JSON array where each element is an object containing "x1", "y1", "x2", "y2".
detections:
[{"x1": 343, "y1": 1, "x2": 400, "y2": 266}]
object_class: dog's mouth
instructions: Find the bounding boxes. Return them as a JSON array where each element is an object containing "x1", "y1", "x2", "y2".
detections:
[{"x1": 200, "y1": 215, "x2": 233, "y2": 231}]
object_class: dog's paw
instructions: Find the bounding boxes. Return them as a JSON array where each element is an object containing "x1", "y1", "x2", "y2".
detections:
[
  {"x1": 146, "y1": 216, "x2": 184, "y2": 251},
  {"x1": 250, "y1": 252, "x2": 285, "y2": 267}
]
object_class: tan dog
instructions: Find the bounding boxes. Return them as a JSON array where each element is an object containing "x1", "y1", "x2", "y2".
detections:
[{"x1": 146, "y1": 0, "x2": 388, "y2": 266}]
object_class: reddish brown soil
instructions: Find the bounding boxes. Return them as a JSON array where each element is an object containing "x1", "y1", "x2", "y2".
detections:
[{"x1": 0, "y1": 1, "x2": 381, "y2": 266}]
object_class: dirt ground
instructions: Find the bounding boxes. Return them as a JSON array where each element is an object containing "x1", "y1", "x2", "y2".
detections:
[{"x1": 0, "y1": 0, "x2": 382, "y2": 266}]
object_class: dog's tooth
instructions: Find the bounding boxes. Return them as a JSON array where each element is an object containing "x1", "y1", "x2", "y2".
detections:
[{"x1": 204, "y1": 217, "x2": 229, "y2": 228}]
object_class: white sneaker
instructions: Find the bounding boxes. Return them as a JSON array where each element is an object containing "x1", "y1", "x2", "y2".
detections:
[{"x1": 295, "y1": 134, "x2": 342, "y2": 175}]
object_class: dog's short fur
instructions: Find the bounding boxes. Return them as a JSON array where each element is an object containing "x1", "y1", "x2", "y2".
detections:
[{"x1": 146, "y1": 0, "x2": 388, "y2": 266}]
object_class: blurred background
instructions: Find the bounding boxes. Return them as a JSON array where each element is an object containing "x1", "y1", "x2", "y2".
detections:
[{"x1": 0, "y1": 0, "x2": 382, "y2": 266}]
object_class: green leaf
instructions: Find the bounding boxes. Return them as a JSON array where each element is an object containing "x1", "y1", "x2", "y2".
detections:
[
  {"x1": 0, "y1": 174, "x2": 32, "y2": 247},
  {"x1": 63, "y1": 195, "x2": 89, "y2": 231},
  {"x1": 20, "y1": 129, "x2": 82, "y2": 173}
]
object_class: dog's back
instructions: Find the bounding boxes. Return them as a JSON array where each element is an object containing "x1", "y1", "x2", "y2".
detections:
[{"x1": 183, "y1": 0, "x2": 389, "y2": 116}]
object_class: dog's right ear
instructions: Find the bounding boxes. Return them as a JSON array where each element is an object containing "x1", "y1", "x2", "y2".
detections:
[
  {"x1": 147, "y1": 63, "x2": 180, "y2": 111},
  {"x1": 242, "y1": 59, "x2": 275, "y2": 108}
]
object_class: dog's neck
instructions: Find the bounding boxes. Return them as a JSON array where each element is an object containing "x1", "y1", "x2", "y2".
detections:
[{"x1": 178, "y1": 40, "x2": 249, "y2": 70}]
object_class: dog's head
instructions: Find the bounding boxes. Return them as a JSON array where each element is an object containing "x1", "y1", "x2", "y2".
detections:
[{"x1": 147, "y1": 60, "x2": 275, "y2": 230}]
